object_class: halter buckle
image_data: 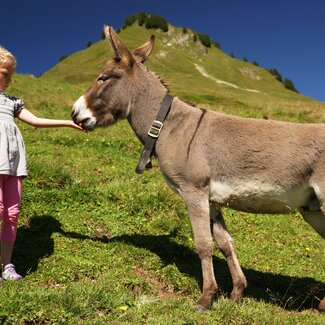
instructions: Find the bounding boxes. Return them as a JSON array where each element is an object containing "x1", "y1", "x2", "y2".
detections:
[{"x1": 148, "y1": 120, "x2": 163, "y2": 138}]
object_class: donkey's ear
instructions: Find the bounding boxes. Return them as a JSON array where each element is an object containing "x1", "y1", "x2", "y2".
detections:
[
  {"x1": 133, "y1": 35, "x2": 156, "y2": 63},
  {"x1": 104, "y1": 25, "x2": 135, "y2": 67}
]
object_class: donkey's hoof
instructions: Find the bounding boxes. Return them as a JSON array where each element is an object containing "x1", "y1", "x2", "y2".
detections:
[
  {"x1": 230, "y1": 291, "x2": 242, "y2": 302},
  {"x1": 196, "y1": 296, "x2": 213, "y2": 312},
  {"x1": 318, "y1": 299, "x2": 325, "y2": 312},
  {"x1": 230, "y1": 285, "x2": 245, "y2": 302},
  {"x1": 196, "y1": 304, "x2": 208, "y2": 313}
]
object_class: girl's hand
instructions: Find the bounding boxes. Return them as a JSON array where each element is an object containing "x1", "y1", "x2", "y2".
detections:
[{"x1": 67, "y1": 120, "x2": 86, "y2": 131}]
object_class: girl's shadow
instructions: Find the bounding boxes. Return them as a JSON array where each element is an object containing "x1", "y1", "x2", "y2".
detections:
[
  {"x1": 13, "y1": 214, "x2": 106, "y2": 275},
  {"x1": 13, "y1": 215, "x2": 63, "y2": 274}
]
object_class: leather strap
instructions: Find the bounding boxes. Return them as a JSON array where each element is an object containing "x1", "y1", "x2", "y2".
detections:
[{"x1": 135, "y1": 94, "x2": 173, "y2": 174}]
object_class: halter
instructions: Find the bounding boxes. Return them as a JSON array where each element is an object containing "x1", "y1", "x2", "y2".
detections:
[{"x1": 135, "y1": 94, "x2": 173, "y2": 174}]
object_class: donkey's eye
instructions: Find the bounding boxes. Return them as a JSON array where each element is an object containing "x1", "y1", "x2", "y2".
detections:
[{"x1": 97, "y1": 75, "x2": 110, "y2": 83}]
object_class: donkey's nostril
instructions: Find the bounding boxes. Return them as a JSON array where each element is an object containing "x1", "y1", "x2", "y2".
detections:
[
  {"x1": 81, "y1": 118, "x2": 90, "y2": 124},
  {"x1": 71, "y1": 110, "x2": 79, "y2": 123}
]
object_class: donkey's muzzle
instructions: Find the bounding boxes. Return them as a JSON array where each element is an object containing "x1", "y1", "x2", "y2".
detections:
[{"x1": 71, "y1": 95, "x2": 97, "y2": 131}]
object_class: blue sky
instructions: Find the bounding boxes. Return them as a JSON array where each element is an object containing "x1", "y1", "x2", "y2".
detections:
[{"x1": 1, "y1": 0, "x2": 324, "y2": 102}]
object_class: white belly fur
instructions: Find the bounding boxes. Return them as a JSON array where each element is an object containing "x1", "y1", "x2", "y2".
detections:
[{"x1": 209, "y1": 180, "x2": 314, "y2": 214}]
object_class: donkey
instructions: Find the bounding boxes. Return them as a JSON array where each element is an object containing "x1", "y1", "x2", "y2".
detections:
[{"x1": 71, "y1": 26, "x2": 325, "y2": 311}]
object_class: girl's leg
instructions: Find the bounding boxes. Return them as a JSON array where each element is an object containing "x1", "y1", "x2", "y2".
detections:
[
  {"x1": 0, "y1": 175, "x2": 4, "y2": 232},
  {"x1": 0, "y1": 175, "x2": 22, "y2": 267},
  {"x1": 0, "y1": 175, "x2": 6, "y2": 265},
  {"x1": 1, "y1": 241, "x2": 15, "y2": 267}
]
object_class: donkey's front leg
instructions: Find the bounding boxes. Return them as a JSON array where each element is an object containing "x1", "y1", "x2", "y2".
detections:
[{"x1": 182, "y1": 190, "x2": 218, "y2": 311}]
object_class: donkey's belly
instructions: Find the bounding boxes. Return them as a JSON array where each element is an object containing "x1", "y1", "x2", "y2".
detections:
[{"x1": 209, "y1": 180, "x2": 315, "y2": 214}]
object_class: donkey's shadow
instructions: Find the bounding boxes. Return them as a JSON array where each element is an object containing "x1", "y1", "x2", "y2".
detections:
[
  {"x1": 13, "y1": 215, "x2": 324, "y2": 311},
  {"x1": 111, "y1": 233, "x2": 324, "y2": 311}
]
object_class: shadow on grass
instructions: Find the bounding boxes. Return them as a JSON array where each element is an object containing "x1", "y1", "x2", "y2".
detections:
[
  {"x1": 13, "y1": 215, "x2": 62, "y2": 274},
  {"x1": 13, "y1": 215, "x2": 324, "y2": 311},
  {"x1": 111, "y1": 233, "x2": 325, "y2": 311},
  {"x1": 13, "y1": 214, "x2": 111, "y2": 275}
]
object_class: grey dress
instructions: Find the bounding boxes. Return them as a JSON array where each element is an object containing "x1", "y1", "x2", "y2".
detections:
[{"x1": 0, "y1": 92, "x2": 28, "y2": 176}]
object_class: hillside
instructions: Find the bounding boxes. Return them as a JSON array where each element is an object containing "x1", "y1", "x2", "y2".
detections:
[
  {"x1": 42, "y1": 22, "x2": 325, "y2": 123},
  {"x1": 2, "y1": 18, "x2": 325, "y2": 324}
]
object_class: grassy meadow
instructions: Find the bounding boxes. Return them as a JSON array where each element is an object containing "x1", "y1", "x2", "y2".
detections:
[{"x1": 1, "y1": 22, "x2": 325, "y2": 323}]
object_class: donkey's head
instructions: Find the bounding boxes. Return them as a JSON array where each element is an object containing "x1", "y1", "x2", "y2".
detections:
[{"x1": 71, "y1": 26, "x2": 161, "y2": 131}]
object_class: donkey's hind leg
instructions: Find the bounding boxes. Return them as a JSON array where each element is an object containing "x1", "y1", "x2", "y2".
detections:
[
  {"x1": 304, "y1": 177, "x2": 325, "y2": 239},
  {"x1": 299, "y1": 209, "x2": 325, "y2": 239},
  {"x1": 210, "y1": 205, "x2": 247, "y2": 301},
  {"x1": 299, "y1": 180, "x2": 325, "y2": 312},
  {"x1": 299, "y1": 208, "x2": 325, "y2": 312}
]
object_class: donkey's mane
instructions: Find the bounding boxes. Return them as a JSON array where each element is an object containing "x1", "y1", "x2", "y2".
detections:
[{"x1": 151, "y1": 70, "x2": 169, "y2": 91}]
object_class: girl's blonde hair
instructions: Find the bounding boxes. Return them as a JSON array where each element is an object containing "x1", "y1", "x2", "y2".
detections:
[{"x1": 0, "y1": 46, "x2": 16, "y2": 69}]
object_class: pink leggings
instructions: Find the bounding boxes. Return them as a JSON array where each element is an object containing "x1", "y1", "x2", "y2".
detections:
[{"x1": 0, "y1": 175, "x2": 22, "y2": 242}]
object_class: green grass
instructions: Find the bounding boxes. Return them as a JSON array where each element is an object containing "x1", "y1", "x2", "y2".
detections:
[
  {"x1": 1, "y1": 28, "x2": 325, "y2": 323},
  {"x1": 1, "y1": 119, "x2": 325, "y2": 324},
  {"x1": 0, "y1": 98, "x2": 323, "y2": 324},
  {"x1": 2, "y1": 119, "x2": 325, "y2": 324}
]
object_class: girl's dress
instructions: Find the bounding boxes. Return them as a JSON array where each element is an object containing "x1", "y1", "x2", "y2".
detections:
[{"x1": 0, "y1": 92, "x2": 27, "y2": 176}]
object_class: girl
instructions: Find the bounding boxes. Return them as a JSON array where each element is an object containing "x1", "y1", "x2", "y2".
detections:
[{"x1": 0, "y1": 46, "x2": 82, "y2": 281}]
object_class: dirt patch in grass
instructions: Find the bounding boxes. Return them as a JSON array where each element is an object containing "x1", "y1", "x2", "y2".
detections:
[{"x1": 132, "y1": 266, "x2": 179, "y2": 299}]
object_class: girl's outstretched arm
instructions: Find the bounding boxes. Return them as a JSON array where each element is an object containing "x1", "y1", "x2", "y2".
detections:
[{"x1": 17, "y1": 108, "x2": 84, "y2": 131}]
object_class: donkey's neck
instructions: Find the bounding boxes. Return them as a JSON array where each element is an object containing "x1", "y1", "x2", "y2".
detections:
[{"x1": 127, "y1": 88, "x2": 168, "y2": 144}]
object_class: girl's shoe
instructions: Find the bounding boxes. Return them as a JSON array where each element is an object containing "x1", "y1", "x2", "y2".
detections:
[{"x1": 2, "y1": 263, "x2": 22, "y2": 281}]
